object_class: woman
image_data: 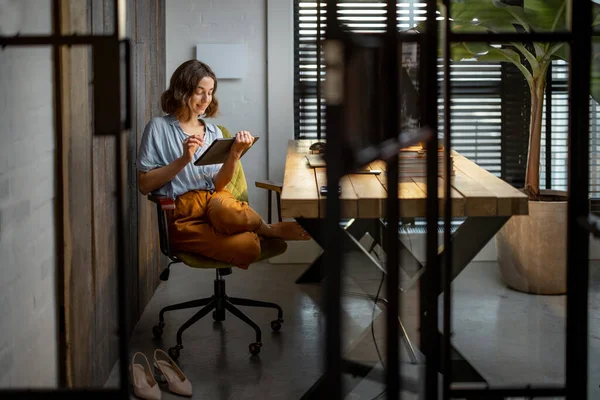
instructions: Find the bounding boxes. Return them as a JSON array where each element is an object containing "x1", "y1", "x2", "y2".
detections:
[{"x1": 137, "y1": 60, "x2": 308, "y2": 269}]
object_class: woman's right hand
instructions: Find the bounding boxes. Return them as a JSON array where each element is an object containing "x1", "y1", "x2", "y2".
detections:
[{"x1": 181, "y1": 135, "x2": 204, "y2": 163}]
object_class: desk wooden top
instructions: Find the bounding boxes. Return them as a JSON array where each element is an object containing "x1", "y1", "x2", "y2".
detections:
[{"x1": 281, "y1": 140, "x2": 529, "y2": 219}]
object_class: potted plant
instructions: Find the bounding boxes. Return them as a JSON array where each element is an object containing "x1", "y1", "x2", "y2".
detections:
[{"x1": 419, "y1": 0, "x2": 600, "y2": 294}]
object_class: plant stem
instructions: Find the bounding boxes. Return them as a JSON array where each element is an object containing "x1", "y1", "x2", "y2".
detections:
[{"x1": 524, "y1": 66, "x2": 549, "y2": 199}]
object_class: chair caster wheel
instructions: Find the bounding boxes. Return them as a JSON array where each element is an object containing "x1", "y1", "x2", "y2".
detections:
[
  {"x1": 168, "y1": 345, "x2": 182, "y2": 360},
  {"x1": 152, "y1": 322, "x2": 165, "y2": 339},
  {"x1": 213, "y1": 310, "x2": 225, "y2": 322},
  {"x1": 270, "y1": 319, "x2": 283, "y2": 332},
  {"x1": 249, "y1": 342, "x2": 262, "y2": 355}
]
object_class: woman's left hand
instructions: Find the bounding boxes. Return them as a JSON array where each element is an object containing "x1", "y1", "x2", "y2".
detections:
[{"x1": 231, "y1": 130, "x2": 254, "y2": 158}]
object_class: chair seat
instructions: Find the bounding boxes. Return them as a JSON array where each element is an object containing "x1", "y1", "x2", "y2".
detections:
[{"x1": 176, "y1": 238, "x2": 288, "y2": 269}]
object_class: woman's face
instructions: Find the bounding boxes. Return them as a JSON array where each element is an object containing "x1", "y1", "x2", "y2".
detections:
[{"x1": 188, "y1": 76, "x2": 214, "y2": 117}]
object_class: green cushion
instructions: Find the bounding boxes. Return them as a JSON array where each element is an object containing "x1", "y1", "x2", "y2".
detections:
[
  {"x1": 173, "y1": 125, "x2": 286, "y2": 268},
  {"x1": 218, "y1": 125, "x2": 249, "y2": 203},
  {"x1": 176, "y1": 239, "x2": 288, "y2": 269}
]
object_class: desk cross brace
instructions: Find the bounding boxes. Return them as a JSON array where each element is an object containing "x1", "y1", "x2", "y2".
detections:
[{"x1": 295, "y1": 215, "x2": 510, "y2": 398}]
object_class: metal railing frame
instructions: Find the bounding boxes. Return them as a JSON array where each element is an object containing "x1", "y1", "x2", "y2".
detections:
[
  {"x1": 0, "y1": 0, "x2": 131, "y2": 398},
  {"x1": 318, "y1": 0, "x2": 592, "y2": 399}
]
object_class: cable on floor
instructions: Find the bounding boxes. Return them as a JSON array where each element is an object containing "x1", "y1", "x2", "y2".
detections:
[
  {"x1": 366, "y1": 238, "x2": 386, "y2": 400},
  {"x1": 369, "y1": 269, "x2": 386, "y2": 400},
  {"x1": 368, "y1": 221, "x2": 414, "y2": 400}
]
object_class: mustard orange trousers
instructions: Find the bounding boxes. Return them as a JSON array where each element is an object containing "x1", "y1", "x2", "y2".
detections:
[{"x1": 167, "y1": 189, "x2": 263, "y2": 268}]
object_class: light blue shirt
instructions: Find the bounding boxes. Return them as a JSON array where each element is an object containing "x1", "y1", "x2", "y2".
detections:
[{"x1": 136, "y1": 115, "x2": 224, "y2": 199}]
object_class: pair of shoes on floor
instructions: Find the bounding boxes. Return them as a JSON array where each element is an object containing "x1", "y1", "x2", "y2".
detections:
[{"x1": 130, "y1": 349, "x2": 192, "y2": 399}]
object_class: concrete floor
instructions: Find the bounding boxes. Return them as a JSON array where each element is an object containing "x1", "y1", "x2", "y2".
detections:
[{"x1": 105, "y1": 249, "x2": 600, "y2": 399}]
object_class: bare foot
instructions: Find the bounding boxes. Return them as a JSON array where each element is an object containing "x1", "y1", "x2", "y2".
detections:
[{"x1": 269, "y1": 222, "x2": 311, "y2": 241}]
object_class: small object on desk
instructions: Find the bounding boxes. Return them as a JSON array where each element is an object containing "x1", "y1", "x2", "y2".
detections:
[{"x1": 309, "y1": 141, "x2": 326, "y2": 154}]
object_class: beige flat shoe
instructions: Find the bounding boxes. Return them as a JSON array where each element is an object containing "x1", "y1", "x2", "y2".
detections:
[
  {"x1": 153, "y1": 349, "x2": 192, "y2": 397},
  {"x1": 130, "y1": 352, "x2": 161, "y2": 400}
]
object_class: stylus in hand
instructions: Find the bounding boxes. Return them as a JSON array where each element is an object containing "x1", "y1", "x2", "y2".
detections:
[{"x1": 182, "y1": 135, "x2": 204, "y2": 163}]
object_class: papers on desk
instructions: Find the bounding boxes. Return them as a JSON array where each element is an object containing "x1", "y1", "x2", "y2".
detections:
[{"x1": 398, "y1": 146, "x2": 455, "y2": 177}]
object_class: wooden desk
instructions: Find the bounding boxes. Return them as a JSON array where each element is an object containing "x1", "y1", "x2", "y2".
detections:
[
  {"x1": 281, "y1": 140, "x2": 528, "y2": 220},
  {"x1": 281, "y1": 139, "x2": 529, "y2": 284},
  {"x1": 282, "y1": 140, "x2": 530, "y2": 396}
]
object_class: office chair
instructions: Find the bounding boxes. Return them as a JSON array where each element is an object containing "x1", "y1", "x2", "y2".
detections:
[{"x1": 148, "y1": 125, "x2": 287, "y2": 360}]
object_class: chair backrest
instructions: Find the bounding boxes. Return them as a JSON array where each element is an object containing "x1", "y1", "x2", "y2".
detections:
[{"x1": 218, "y1": 125, "x2": 249, "y2": 203}]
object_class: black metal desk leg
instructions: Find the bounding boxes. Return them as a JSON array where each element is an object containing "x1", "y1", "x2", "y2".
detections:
[
  {"x1": 294, "y1": 218, "x2": 375, "y2": 284},
  {"x1": 296, "y1": 252, "x2": 326, "y2": 284},
  {"x1": 294, "y1": 218, "x2": 326, "y2": 284}
]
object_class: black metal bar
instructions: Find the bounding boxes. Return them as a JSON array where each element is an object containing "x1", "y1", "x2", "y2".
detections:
[
  {"x1": 323, "y1": 0, "x2": 343, "y2": 397},
  {"x1": 449, "y1": 31, "x2": 573, "y2": 43},
  {"x1": 2, "y1": 390, "x2": 124, "y2": 399},
  {"x1": 422, "y1": 1, "x2": 440, "y2": 399},
  {"x1": 385, "y1": 0, "x2": 400, "y2": 397},
  {"x1": 566, "y1": 1, "x2": 591, "y2": 399},
  {"x1": 267, "y1": 190, "x2": 272, "y2": 224},
  {"x1": 316, "y1": 1, "x2": 322, "y2": 141},
  {"x1": 122, "y1": 39, "x2": 132, "y2": 130},
  {"x1": 2, "y1": 30, "x2": 576, "y2": 49},
  {"x1": 93, "y1": 41, "x2": 122, "y2": 135},
  {"x1": 442, "y1": 0, "x2": 453, "y2": 398},
  {"x1": 276, "y1": 191, "x2": 282, "y2": 222},
  {"x1": 450, "y1": 386, "x2": 567, "y2": 398},
  {"x1": 0, "y1": 34, "x2": 118, "y2": 46},
  {"x1": 113, "y1": 0, "x2": 120, "y2": 39},
  {"x1": 0, "y1": 28, "x2": 130, "y2": 400},
  {"x1": 51, "y1": 0, "x2": 67, "y2": 388},
  {"x1": 545, "y1": 63, "x2": 552, "y2": 189}
]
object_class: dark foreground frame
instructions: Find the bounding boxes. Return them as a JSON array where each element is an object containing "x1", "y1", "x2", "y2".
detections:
[
  {"x1": 0, "y1": 0, "x2": 131, "y2": 398},
  {"x1": 314, "y1": 0, "x2": 593, "y2": 399}
]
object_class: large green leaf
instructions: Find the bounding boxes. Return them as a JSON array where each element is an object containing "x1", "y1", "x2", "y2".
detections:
[
  {"x1": 522, "y1": 0, "x2": 567, "y2": 32},
  {"x1": 480, "y1": 47, "x2": 534, "y2": 84},
  {"x1": 450, "y1": 41, "x2": 502, "y2": 61},
  {"x1": 450, "y1": 43, "x2": 477, "y2": 61},
  {"x1": 424, "y1": 0, "x2": 600, "y2": 105},
  {"x1": 450, "y1": 0, "x2": 522, "y2": 31},
  {"x1": 593, "y1": 1, "x2": 600, "y2": 32},
  {"x1": 547, "y1": 42, "x2": 568, "y2": 62}
]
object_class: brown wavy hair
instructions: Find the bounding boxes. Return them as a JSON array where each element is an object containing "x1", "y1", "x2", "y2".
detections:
[{"x1": 161, "y1": 60, "x2": 219, "y2": 120}]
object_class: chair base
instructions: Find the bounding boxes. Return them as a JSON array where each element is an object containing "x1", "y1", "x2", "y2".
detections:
[{"x1": 152, "y1": 271, "x2": 284, "y2": 360}]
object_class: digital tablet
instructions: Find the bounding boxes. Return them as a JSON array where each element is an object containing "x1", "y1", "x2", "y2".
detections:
[{"x1": 194, "y1": 136, "x2": 260, "y2": 166}]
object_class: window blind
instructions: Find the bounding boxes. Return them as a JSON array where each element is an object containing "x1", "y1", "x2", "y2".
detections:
[
  {"x1": 541, "y1": 60, "x2": 600, "y2": 204},
  {"x1": 438, "y1": 62, "x2": 503, "y2": 177},
  {"x1": 294, "y1": 0, "x2": 503, "y2": 177},
  {"x1": 294, "y1": 1, "x2": 599, "y2": 196},
  {"x1": 540, "y1": 61, "x2": 568, "y2": 192}
]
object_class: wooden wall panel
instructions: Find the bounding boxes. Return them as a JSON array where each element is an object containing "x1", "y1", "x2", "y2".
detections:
[
  {"x1": 60, "y1": 0, "x2": 95, "y2": 387},
  {"x1": 133, "y1": 0, "x2": 165, "y2": 314},
  {"x1": 61, "y1": 0, "x2": 165, "y2": 387},
  {"x1": 125, "y1": 0, "x2": 140, "y2": 329},
  {"x1": 91, "y1": 0, "x2": 120, "y2": 384}
]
